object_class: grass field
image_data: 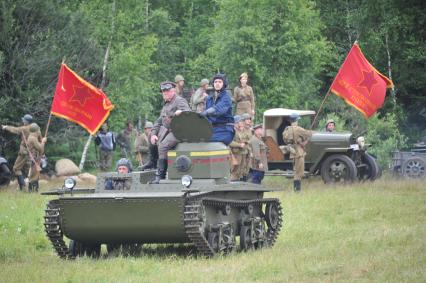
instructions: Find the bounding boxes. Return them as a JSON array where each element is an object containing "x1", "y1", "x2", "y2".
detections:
[{"x1": 0, "y1": 175, "x2": 425, "y2": 283}]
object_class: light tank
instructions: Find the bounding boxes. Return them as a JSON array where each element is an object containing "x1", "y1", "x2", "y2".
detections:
[{"x1": 42, "y1": 112, "x2": 283, "y2": 259}]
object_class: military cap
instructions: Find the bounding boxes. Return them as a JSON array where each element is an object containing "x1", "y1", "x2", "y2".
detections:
[
  {"x1": 241, "y1": 113, "x2": 251, "y2": 120},
  {"x1": 160, "y1": 81, "x2": 176, "y2": 92},
  {"x1": 144, "y1": 121, "x2": 154, "y2": 128},
  {"x1": 29, "y1": 123, "x2": 40, "y2": 133},
  {"x1": 200, "y1": 78, "x2": 209, "y2": 86},
  {"x1": 116, "y1": 158, "x2": 133, "y2": 172},
  {"x1": 289, "y1": 113, "x2": 301, "y2": 122},
  {"x1": 234, "y1": 115, "x2": 242, "y2": 123},
  {"x1": 253, "y1": 123, "x2": 263, "y2": 130},
  {"x1": 326, "y1": 119, "x2": 335, "y2": 125},
  {"x1": 174, "y1": 74, "x2": 184, "y2": 82},
  {"x1": 22, "y1": 114, "x2": 33, "y2": 124}
]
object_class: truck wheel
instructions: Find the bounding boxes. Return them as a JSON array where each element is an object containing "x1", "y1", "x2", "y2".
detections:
[
  {"x1": 402, "y1": 157, "x2": 425, "y2": 178},
  {"x1": 320, "y1": 154, "x2": 358, "y2": 183},
  {"x1": 358, "y1": 153, "x2": 380, "y2": 181}
]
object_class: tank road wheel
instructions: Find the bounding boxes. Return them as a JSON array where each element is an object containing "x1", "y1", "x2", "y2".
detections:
[
  {"x1": 320, "y1": 154, "x2": 357, "y2": 183},
  {"x1": 254, "y1": 220, "x2": 266, "y2": 249},
  {"x1": 223, "y1": 226, "x2": 236, "y2": 254},
  {"x1": 358, "y1": 153, "x2": 380, "y2": 181},
  {"x1": 207, "y1": 232, "x2": 220, "y2": 253},
  {"x1": 402, "y1": 157, "x2": 426, "y2": 178},
  {"x1": 69, "y1": 240, "x2": 85, "y2": 257},
  {"x1": 265, "y1": 203, "x2": 280, "y2": 230},
  {"x1": 240, "y1": 226, "x2": 254, "y2": 251}
]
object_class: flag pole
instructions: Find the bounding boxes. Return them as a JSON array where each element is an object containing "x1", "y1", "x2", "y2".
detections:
[{"x1": 310, "y1": 40, "x2": 359, "y2": 130}]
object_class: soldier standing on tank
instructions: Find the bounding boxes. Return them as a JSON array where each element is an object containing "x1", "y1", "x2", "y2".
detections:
[
  {"x1": 26, "y1": 123, "x2": 47, "y2": 192},
  {"x1": 95, "y1": 122, "x2": 116, "y2": 171},
  {"x1": 229, "y1": 115, "x2": 246, "y2": 181},
  {"x1": 1, "y1": 114, "x2": 41, "y2": 191},
  {"x1": 175, "y1": 75, "x2": 185, "y2": 97},
  {"x1": 249, "y1": 124, "x2": 268, "y2": 184},
  {"x1": 282, "y1": 113, "x2": 312, "y2": 192},
  {"x1": 190, "y1": 78, "x2": 209, "y2": 113},
  {"x1": 199, "y1": 73, "x2": 235, "y2": 145},
  {"x1": 134, "y1": 121, "x2": 153, "y2": 167},
  {"x1": 117, "y1": 121, "x2": 135, "y2": 159},
  {"x1": 325, "y1": 119, "x2": 335, "y2": 132},
  {"x1": 239, "y1": 113, "x2": 253, "y2": 181},
  {"x1": 233, "y1": 72, "x2": 255, "y2": 118},
  {"x1": 150, "y1": 81, "x2": 191, "y2": 183}
]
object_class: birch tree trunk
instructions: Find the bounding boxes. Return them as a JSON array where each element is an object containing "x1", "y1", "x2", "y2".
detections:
[
  {"x1": 385, "y1": 32, "x2": 396, "y2": 108},
  {"x1": 79, "y1": 0, "x2": 116, "y2": 171}
]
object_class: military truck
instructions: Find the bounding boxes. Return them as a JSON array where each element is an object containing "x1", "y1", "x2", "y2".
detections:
[
  {"x1": 42, "y1": 112, "x2": 283, "y2": 259},
  {"x1": 263, "y1": 108, "x2": 380, "y2": 183},
  {"x1": 391, "y1": 138, "x2": 426, "y2": 178}
]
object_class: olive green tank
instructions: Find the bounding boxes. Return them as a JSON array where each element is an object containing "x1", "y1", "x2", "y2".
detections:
[{"x1": 42, "y1": 112, "x2": 283, "y2": 258}]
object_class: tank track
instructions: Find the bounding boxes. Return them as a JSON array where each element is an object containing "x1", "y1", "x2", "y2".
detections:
[
  {"x1": 44, "y1": 200, "x2": 74, "y2": 259},
  {"x1": 183, "y1": 197, "x2": 283, "y2": 257}
]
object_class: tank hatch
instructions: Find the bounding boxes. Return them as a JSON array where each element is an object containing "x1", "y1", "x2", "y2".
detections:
[{"x1": 171, "y1": 111, "x2": 212, "y2": 142}]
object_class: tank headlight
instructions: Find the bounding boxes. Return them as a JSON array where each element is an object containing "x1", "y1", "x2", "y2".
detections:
[
  {"x1": 181, "y1": 175, "x2": 193, "y2": 188},
  {"x1": 64, "y1": 177, "x2": 76, "y2": 190},
  {"x1": 357, "y1": 136, "x2": 366, "y2": 149}
]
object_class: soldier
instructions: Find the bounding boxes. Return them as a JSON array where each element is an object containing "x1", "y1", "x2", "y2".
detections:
[
  {"x1": 282, "y1": 113, "x2": 312, "y2": 192},
  {"x1": 233, "y1": 72, "x2": 255, "y2": 118},
  {"x1": 95, "y1": 122, "x2": 116, "y2": 171},
  {"x1": 134, "y1": 121, "x2": 153, "y2": 167},
  {"x1": 200, "y1": 73, "x2": 235, "y2": 145},
  {"x1": 190, "y1": 78, "x2": 209, "y2": 113},
  {"x1": 105, "y1": 158, "x2": 132, "y2": 190},
  {"x1": 138, "y1": 122, "x2": 158, "y2": 171},
  {"x1": 249, "y1": 124, "x2": 268, "y2": 184},
  {"x1": 1, "y1": 114, "x2": 40, "y2": 191},
  {"x1": 175, "y1": 74, "x2": 185, "y2": 97},
  {"x1": 26, "y1": 123, "x2": 47, "y2": 192},
  {"x1": 325, "y1": 119, "x2": 335, "y2": 132},
  {"x1": 229, "y1": 115, "x2": 247, "y2": 181},
  {"x1": 117, "y1": 121, "x2": 135, "y2": 159},
  {"x1": 150, "y1": 81, "x2": 190, "y2": 183},
  {"x1": 239, "y1": 113, "x2": 253, "y2": 181}
]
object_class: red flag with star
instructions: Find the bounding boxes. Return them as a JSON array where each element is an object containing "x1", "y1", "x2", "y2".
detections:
[
  {"x1": 51, "y1": 63, "x2": 114, "y2": 134},
  {"x1": 330, "y1": 43, "x2": 394, "y2": 118}
]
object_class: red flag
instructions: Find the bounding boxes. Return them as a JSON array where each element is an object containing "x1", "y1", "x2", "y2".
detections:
[
  {"x1": 330, "y1": 43, "x2": 394, "y2": 118},
  {"x1": 51, "y1": 64, "x2": 114, "y2": 134}
]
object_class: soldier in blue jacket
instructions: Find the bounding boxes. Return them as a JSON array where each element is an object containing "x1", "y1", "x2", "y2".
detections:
[{"x1": 200, "y1": 73, "x2": 235, "y2": 145}]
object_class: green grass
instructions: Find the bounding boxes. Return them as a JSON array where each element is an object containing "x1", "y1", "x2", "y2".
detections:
[{"x1": 0, "y1": 176, "x2": 425, "y2": 282}]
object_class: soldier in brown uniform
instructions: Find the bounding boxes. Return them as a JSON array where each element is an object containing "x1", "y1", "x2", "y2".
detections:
[
  {"x1": 249, "y1": 124, "x2": 268, "y2": 184},
  {"x1": 229, "y1": 115, "x2": 246, "y2": 181},
  {"x1": 239, "y1": 113, "x2": 253, "y2": 181},
  {"x1": 190, "y1": 78, "x2": 209, "y2": 113},
  {"x1": 1, "y1": 114, "x2": 40, "y2": 190},
  {"x1": 134, "y1": 121, "x2": 153, "y2": 167},
  {"x1": 150, "y1": 81, "x2": 190, "y2": 183},
  {"x1": 26, "y1": 123, "x2": 47, "y2": 192},
  {"x1": 175, "y1": 75, "x2": 185, "y2": 97},
  {"x1": 233, "y1": 72, "x2": 255, "y2": 117},
  {"x1": 282, "y1": 113, "x2": 312, "y2": 192}
]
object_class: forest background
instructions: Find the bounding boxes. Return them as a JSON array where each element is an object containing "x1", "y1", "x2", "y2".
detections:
[{"x1": 0, "y1": 0, "x2": 424, "y2": 169}]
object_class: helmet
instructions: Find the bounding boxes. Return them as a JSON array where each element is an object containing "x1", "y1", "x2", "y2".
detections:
[
  {"x1": 174, "y1": 75, "x2": 184, "y2": 83},
  {"x1": 22, "y1": 114, "x2": 33, "y2": 124},
  {"x1": 326, "y1": 119, "x2": 335, "y2": 126},
  {"x1": 200, "y1": 78, "x2": 209, "y2": 86},
  {"x1": 29, "y1": 123, "x2": 40, "y2": 133},
  {"x1": 253, "y1": 123, "x2": 263, "y2": 130},
  {"x1": 160, "y1": 81, "x2": 176, "y2": 92},
  {"x1": 241, "y1": 113, "x2": 251, "y2": 120},
  {"x1": 211, "y1": 73, "x2": 228, "y2": 89},
  {"x1": 239, "y1": 72, "x2": 248, "y2": 80},
  {"x1": 234, "y1": 115, "x2": 242, "y2": 123},
  {"x1": 289, "y1": 113, "x2": 301, "y2": 122},
  {"x1": 144, "y1": 121, "x2": 154, "y2": 128},
  {"x1": 116, "y1": 158, "x2": 133, "y2": 172}
]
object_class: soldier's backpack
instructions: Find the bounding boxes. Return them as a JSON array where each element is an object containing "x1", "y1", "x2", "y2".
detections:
[{"x1": 283, "y1": 126, "x2": 294, "y2": 144}]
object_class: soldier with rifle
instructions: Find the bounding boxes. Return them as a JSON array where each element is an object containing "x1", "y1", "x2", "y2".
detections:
[
  {"x1": 25, "y1": 123, "x2": 47, "y2": 192},
  {"x1": 282, "y1": 113, "x2": 312, "y2": 192}
]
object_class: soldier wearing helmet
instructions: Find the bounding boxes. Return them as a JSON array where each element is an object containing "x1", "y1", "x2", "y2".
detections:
[
  {"x1": 325, "y1": 119, "x2": 335, "y2": 132},
  {"x1": 190, "y1": 78, "x2": 209, "y2": 113},
  {"x1": 282, "y1": 113, "x2": 312, "y2": 192},
  {"x1": 105, "y1": 158, "x2": 133, "y2": 190},
  {"x1": 199, "y1": 73, "x2": 235, "y2": 145},
  {"x1": 1, "y1": 114, "x2": 42, "y2": 191},
  {"x1": 134, "y1": 121, "x2": 154, "y2": 167},
  {"x1": 26, "y1": 123, "x2": 47, "y2": 192},
  {"x1": 233, "y1": 72, "x2": 256, "y2": 118},
  {"x1": 174, "y1": 74, "x2": 185, "y2": 97}
]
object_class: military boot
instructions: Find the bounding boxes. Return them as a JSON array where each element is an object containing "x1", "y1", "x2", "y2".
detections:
[
  {"x1": 28, "y1": 182, "x2": 33, "y2": 193},
  {"x1": 293, "y1": 180, "x2": 301, "y2": 192},
  {"x1": 31, "y1": 181, "x2": 39, "y2": 192},
  {"x1": 150, "y1": 159, "x2": 167, "y2": 184},
  {"x1": 17, "y1": 175, "x2": 26, "y2": 191}
]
